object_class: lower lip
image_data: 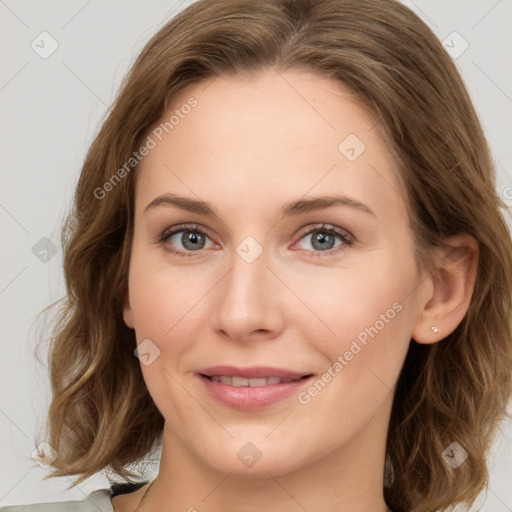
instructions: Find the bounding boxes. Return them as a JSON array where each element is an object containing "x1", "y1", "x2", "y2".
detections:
[{"x1": 198, "y1": 374, "x2": 313, "y2": 411}]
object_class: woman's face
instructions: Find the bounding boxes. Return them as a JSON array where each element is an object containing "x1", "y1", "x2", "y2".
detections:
[{"x1": 124, "y1": 69, "x2": 430, "y2": 477}]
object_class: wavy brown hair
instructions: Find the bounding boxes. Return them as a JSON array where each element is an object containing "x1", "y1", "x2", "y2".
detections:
[{"x1": 36, "y1": 0, "x2": 512, "y2": 510}]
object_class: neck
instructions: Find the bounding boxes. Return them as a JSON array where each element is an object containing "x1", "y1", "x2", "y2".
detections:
[{"x1": 137, "y1": 413, "x2": 392, "y2": 512}]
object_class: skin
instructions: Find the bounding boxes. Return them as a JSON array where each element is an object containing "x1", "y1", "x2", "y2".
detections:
[{"x1": 116, "y1": 68, "x2": 478, "y2": 512}]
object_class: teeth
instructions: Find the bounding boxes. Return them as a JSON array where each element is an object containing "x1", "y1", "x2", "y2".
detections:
[
  {"x1": 249, "y1": 378, "x2": 267, "y2": 387},
  {"x1": 209, "y1": 375, "x2": 302, "y2": 386},
  {"x1": 232, "y1": 376, "x2": 249, "y2": 387}
]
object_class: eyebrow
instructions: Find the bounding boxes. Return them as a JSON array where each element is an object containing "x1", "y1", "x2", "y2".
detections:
[{"x1": 144, "y1": 192, "x2": 376, "y2": 218}]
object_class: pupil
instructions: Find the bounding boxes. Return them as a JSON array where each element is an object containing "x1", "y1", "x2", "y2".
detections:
[
  {"x1": 183, "y1": 231, "x2": 204, "y2": 250},
  {"x1": 313, "y1": 232, "x2": 334, "y2": 250}
]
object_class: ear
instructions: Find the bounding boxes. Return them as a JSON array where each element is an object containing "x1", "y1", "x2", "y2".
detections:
[
  {"x1": 123, "y1": 292, "x2": 135, "y2": 329},
  {"x1": 411, "y1": 233, "x2": 479, "y2": 344}
]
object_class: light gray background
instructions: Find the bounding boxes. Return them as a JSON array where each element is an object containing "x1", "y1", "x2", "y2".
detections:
[{"x1": 1, "y1": 0, "x2": 511, "y2": 510}]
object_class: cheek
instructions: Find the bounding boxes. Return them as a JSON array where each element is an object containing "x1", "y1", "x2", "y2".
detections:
[
  {"x1": 300, "y1": 253, "x2": 416, "y2": 385},
  {"x1": 308, "y1": 256, "x2": 412, "y2": 330},
  {"x1": 291, "y1": 261, "x2": 416, "y2": 440},
  {"x1": 128, "y1": 246, "x2": 201, "y2": 332},
  {"x1": 127, "y1": 255, "x2": 202, "y2": 413}
]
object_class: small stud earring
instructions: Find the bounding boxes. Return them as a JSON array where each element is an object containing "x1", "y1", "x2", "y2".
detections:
[{"x1": 432, "y1": 326, "x2": 439, "y2": 334}]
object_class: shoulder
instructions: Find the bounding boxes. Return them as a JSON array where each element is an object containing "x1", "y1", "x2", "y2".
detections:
[{"x1": 0, "y1": 489, "x2": 113, "y2": 512}]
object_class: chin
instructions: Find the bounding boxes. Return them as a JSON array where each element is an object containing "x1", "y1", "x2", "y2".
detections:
[
  {"x1": 206, "y1": 449, "x2": 305, "y2": 478},
  {"x1": 186, "y1": 429, "x2": 325, "y2": 479}
]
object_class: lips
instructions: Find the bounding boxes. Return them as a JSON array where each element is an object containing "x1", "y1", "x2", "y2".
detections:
[{"x1": 198, "y1": 365, "x2": 313, "y2": 410}]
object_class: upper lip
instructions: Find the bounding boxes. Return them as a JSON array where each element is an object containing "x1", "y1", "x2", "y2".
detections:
[{"x1": 199, "y1": 365, "x2": 312, "y2": 379}]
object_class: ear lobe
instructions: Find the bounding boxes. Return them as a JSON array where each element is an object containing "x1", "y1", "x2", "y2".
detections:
[
  {"x1": 411, "y1": 234, "x2": 479, "y2": 344},
  {"x1": 123, "y1": 293, "x2": 135, "y2": 329}
]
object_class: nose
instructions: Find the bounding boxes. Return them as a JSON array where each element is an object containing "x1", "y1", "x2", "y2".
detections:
[{"x1": 211, "y1": 244, "x2": 285, "y2": 343}]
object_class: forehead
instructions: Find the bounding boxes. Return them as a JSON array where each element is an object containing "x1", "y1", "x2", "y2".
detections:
[{"x1": 135, "y1": 68, "x2": 406, "y2": 223}]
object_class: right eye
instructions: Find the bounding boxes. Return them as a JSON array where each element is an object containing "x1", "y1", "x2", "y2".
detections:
[{"x1": 159, "y1": 224, "x2": 218, "y2": 257}]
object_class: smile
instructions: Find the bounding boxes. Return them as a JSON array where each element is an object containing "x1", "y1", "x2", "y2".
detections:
[
  {"x1": 207, "y1": 375, "x2": 304, "y2": 386},
  {"x1": 198, "y1": 367, "x2": 314, "y2": 410}
]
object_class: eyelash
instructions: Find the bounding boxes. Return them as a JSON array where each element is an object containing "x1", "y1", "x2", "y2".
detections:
[{"x1": 158, "y1": 223, "x2": 354, "y2": 258}]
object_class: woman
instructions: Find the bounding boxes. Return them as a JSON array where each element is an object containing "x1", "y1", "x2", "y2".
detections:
[{"x1": 2, "y1": 0, "x2": 511, "y2": 511}]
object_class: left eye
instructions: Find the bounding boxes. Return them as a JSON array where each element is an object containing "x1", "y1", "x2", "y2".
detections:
[{"x1": 293, "y1": 224, "x2": 353, "y2": 257}]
